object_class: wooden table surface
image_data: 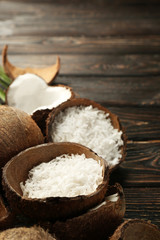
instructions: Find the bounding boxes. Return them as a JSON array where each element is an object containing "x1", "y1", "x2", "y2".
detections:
[{"x1": 0, "y1": 0, "x2": 160, "y2": 231}]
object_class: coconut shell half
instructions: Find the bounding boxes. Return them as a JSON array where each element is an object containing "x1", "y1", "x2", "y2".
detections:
[
  {"x1": 2, "y1": 45, "x2": 60, "y2": 84},
  {"x1": 0, "y1": 105, "x2": 44, "y2": 178},
  {"x1": 0, "y1": 195, "x2": 14, "y2": 230},
  {"x1": 109, "y1": 219, "x2": 160, "y2": 240},
  {"x1": 46, "y1": 98, "x2": 127, "y2": 170},
  {"x1": 0, "y1": 226, "x2": 57, "y2": 240},
  {"x1": 2, "y1": 142, "x2": 109, "y2": 221},
  {"x1": 40, "y1": 183, "x2": 125, "y2": 240}
]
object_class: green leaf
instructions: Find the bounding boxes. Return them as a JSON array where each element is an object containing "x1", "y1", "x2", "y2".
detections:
[
  {"x1": 0, "y1": 66, "x2": 12, "y2": 85},
  {"x1": 0, "y1": 88, "x2": 5, "y2": 102},
  {"x1": 0, "y1": 77, "x2": 9, "y2": 88}
]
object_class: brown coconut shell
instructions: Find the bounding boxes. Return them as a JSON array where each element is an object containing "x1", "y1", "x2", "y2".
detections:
[
  {"x1": 0, "y1": 195, "x2": 14, "y2": 230},
  {"x1": 109, "y1": 219, "x2": 160, "y2": 240},
  {"x1": 32, "y1": 108, "x2": 52, "y2": 137},
  {"x1": 46, "y1": 98, "x2": 127, "y2": 171},
  {"x1": 2, "y1": 142, "x2": 109, "y2": 222},
  {"x1": 0, "y1": 226, "x2": 57, "y2": 240},
  {"x1": 0, "y1": 105, "x2": 44, "y2": 178},
  {"x1": 2, "y1": 45, "x2": 60, "y2": 84},
  {"x1": 40, "y1": 183, "x2": 125, "y2": 240}
]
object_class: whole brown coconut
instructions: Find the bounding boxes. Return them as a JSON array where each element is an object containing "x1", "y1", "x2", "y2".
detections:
[
  {"x1": 109, "y1": 219, "x2": 160, "y2": 240},
  {"x1": 0, "y1": 226, "x2": 56, "y2": 240},
  {"x1": 0, "y1": 105, "x2": 44, "y2": 177}
]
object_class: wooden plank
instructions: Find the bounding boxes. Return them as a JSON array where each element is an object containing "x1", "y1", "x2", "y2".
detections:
[
  {"x1": 108, "y1": 106, "x2": 160, "y2": 141},
  {"x1": 2, "y1": 0, "x2": 160, "y2": 4},
  {"x1": 1, "y1": 2, "x2": 160, "y2": 19},
  {"x1": 110, "y1": 142, "x2": 160, "y2": 187},
  {"x1": 124, "y1": 187, "x2": 160, "y2": 227},
  {"x1": 3, "y1": 54, "x2": 160, "y2": 76},
  {"x1": 0, "y1": 2, "x2": 160, "y2": 37},
  {"x1": 1, "y1": 36, "x2": 160, "y2": 54},
  {"x1": 56, "y1": 76, "x2": 160, "y2": 106}
]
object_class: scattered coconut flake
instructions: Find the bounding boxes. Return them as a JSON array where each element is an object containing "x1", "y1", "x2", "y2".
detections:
[
  {"x1": 90, "y1": 200, "x2": 106, "y2": 211},
  {"x1": 20, "y1": 154, "x2": 103, "y2": 198},
  {"x1": 106, "y1": 193, "x2": 119, "y2": 202},
  {"x1": 51, "y1": 105, "x2": 123, "y2": 166},
  {"x1": 7, "y1": 73, "x2": 72, "y2": 115},
  {"x1": 90, "y1": 192, "x2": 119, "y2": 211}
]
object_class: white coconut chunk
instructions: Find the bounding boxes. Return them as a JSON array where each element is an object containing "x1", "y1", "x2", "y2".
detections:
[
  {"x1": 20, "y1": 153, "x2": 103, "y2": 199},
  {"x1": 106, "y1": 193, "x2": 119, "y2": 202},
  {"x1": 90, "y1": 192, "x2": 119, "y2": 211},
  {"x1": 90, "y1": 201, "x2": 106, "y2": 211},
  {"x1": 7, "y1": 73, "x2": 72, "y2": 115},
  {"x1": 51, "y1": 105, "x2": 123, "y2": 167}
]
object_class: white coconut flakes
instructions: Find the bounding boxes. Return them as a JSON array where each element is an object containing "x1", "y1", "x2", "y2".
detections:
[
  {"x1": 20, "y1": 154, "x2": 103, "y2": 199},
  {"x1": 51, "y1": 105, "x2": 123, "y2": 167}
]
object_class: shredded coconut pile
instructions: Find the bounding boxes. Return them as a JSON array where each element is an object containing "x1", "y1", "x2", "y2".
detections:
[
  {"x1": 51, "y1": 105, "x2": 123, "y2": 166},
  {"x1": 20, "y1": 154, "x2": 103, "y2": 198}
]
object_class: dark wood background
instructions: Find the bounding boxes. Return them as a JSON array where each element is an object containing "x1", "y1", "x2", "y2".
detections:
[{"x1": 0, "y1": 0, "x2": 160, "y2": 229}]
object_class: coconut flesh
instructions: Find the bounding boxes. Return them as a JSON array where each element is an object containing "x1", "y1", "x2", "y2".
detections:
[
  {"x1": 50, "y1": 105, "x2": 123, "y2": 167},
  {"x1": 6, "y1": 73, "x2": 73, "y2": 115},
  {"x1": 20, "y1": 153, "x2": 103, "y2": 198}
]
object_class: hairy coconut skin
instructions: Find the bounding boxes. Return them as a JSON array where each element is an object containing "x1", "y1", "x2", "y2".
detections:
[
  {"x1": 41, "y1": 183, "x2": 125, "y2": 240},
  {"x1": 0, "y1": 226, "x2": 56, "y2": 240},
  {"x1": 2, "y1": 142, "x2": 109, "y2": 222},
  {"x1": 109, "y1": 219, "x2": 160, "y2": 240},
  {"x1": 46, "y1": 98, "x2": 127, "y2": 171},
  {"x1": 0, "y1": 105, "x2": 44, "y2": 176}
]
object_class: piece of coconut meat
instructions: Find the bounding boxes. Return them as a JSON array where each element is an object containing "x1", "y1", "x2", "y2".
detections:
[{"x1": 6, "y1": 73, "x2": 72, "y2": 115}]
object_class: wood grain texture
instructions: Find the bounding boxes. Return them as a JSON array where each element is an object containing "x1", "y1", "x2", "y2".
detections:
[
  {"x1": 108, "y1": 106, "x2": 160, "y2": 141},
  {"x1": 0, "y1": 2, "x2": 160, "y2": 37},
  {"x1": 124, "y1": 187, "x2": 160, "y2": 227},
  {"x1": 2, "y1": 54, "x2": 160, "y2": 76},
  {"x1": 55, "y1": 76, "x2": 160, "y2": 106},
  {"x1": 1, "y1": 36, "x2": 160, "y2": 54},
  {"x1": 2, "y1": 0, "x2": 160, "y2": 4},
  {"x1": 110, "y1": 142, "x2": 160, "y2": 187}
]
